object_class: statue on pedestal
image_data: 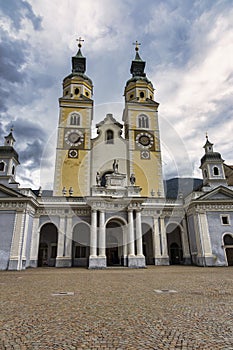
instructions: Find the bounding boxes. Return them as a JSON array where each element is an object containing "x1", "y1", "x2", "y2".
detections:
[
  {"x1": 96, "y1": 172, "x2": 101, "y2": 186},
  {"x1": 113, "y1": 159, "x2": 119, "y2": 173},
  {"x1": 130, "y1": 173, "x2": 136, "y2": 185}
]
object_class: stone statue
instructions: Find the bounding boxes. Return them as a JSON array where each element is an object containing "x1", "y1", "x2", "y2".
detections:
[
  {"x1": 113, "y1": 159, "x2": 119, "y2": 173},
  {"x1": 130, "y1": 173, "x2": 136, "y2": 185},
  {"x1": 96, "y1": 172, "x2": 101, "y2": 186}
]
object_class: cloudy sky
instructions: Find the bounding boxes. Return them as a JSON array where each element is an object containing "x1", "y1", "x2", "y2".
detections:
[{"x1": 0, "y1": 0, "x2": 233, "y2": 189}]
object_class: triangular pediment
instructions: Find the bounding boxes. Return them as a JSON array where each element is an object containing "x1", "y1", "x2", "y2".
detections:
[
  {"x1": 0, "y1": 184, "x2": 23, "y2": 198},
  {"x1": 198, "y1": 186, "x2": 233, "y2": 201}
]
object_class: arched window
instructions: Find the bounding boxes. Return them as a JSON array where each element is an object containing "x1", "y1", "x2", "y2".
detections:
[
  {"x1": 106, "y1": 130, "x2": 114, "y2": 144},
  {"x1": 203, "y1": 169, "x2": 208, "y2": 178},
  {"x1": 224, "y1": 234, "x2": 233, "y2": 245},
  {"x1": 0, "y1": 162, "x2": 4, "y2": 171},
  {"x1": 213, "y1": 166, "x2": 219, "y2": 176},
  {"x1": 70, "y1": 113, "x2": 80, "y2": 126},
  {"x1": 138, "y1": 114, "x2": 149, "y2": 129},
  {"x1": 12, "y1": 165, "x2": 15, "y2": 175}
]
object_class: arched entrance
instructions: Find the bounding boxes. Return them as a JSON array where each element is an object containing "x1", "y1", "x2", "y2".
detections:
[
  {"x1": 142, "y1": 224, "x2": 153, "y2": 265},
  {"x1": 224, "y1": 234, "x2": 233, "y2": 266},
  {"x1": 38, "y1": 223, "x2": 58, "y2": 267},
  {"x1": 72, "y1": 222, "x2": 90, "y2": 267},
  {"x1": 166, "y1": 223, "x2": 183, "y2": 265},
  {"x1": 106, "y1": 220, "x2": 124, "y2": 266}
]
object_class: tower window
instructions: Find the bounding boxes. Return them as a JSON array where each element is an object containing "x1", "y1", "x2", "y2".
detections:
[
  {"x1": 12, "y1": 165, "x2": 15, "y2": 175},
  {"x1": 0, "y1": 162, "x2": 5, "y2": 171},
  {"x1": 74, "y1": 88, "x2": 79, "y2": 95},
  {"x1": 85, "y1": 92, "x2": 89, "y2": 97},
  {"x1": 70, "y1": 113, "x2": 81, "y2": 126},
  {"x1": 140, "y1": 91, "x2": 145, "y2": 98},
  {"x1": 203, "y1": 169, "x2": 208, "y2": 178},
  {"x1": 106, "y1": 130, "x2": 114, "y2": 144},
  {"x1": 213, "y1": 166, "x2": 219, "y2": 176},
  {"x1": 138, "y1": 114, "x2": 149, "y2": 129}
]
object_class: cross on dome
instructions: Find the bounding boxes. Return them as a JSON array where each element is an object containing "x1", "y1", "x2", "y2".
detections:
[
  {"x1": 133, "y1": 40, "x2": 141, "y2": 52},
  {"x1": 76, "y1": 37, "x2": 84, "y2": 48}
]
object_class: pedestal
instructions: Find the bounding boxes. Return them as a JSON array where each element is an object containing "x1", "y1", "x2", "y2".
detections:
[
  {"x1": 128, "y1": 255, "x2": 145, "y2": 268},
  {"x1": 89, "y1": 256, "x2": 107, "y2": 269}
]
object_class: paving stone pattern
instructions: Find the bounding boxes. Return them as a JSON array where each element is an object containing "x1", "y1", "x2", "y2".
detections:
[{"x1": 0, "y1": 266, "x2": 233, "y2": 350}]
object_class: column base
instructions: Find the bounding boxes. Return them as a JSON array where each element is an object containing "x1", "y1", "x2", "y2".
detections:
[
  {"x1": 183, "y1": 257, "x2": 192, "y2": 265},
  {"x1": 154, "y1": 257, "x2": 170, "y2": 266},
  {"x1": 196, "y1": 255, "x2": 215, "y2": 267},
  {"x1": 128, "y1": 255, "x2": 145, "y2": 268},
  {"x1": 55, "y1": 257, "x2": 72, "y2": 268},
  {"x1": 29, "y1": 259, "x2": 38, "y2": 268},
  {"x1": 89, "y1": 256, "x2": 106, "y2": 269},
  {"x1": 8, "y1": 259, "x2": 22, "y2": 270}
]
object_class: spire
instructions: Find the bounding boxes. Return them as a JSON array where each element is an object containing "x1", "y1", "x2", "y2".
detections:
[
  {"x1": 4, "y1": 128, "x2": 15, "y2": 147},
  {"x1": 72, "y1": 37, "x2": 86, "y2": 74},
  {"x1": 203, "y1": 133, "x2": 213, "y2": 154},
  {"x1": 130, "y1": 41, "x2": 146, "y2": 78}
]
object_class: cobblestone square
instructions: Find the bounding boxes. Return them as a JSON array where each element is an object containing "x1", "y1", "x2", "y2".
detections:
[{"x1": 0, "y1": 266, "x2": 233, "y2": 350}]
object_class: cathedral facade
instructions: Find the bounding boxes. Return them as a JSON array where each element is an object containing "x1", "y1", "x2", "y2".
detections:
[{"x1": 0, "y1": 44, "x2": 233, "y2": 270}]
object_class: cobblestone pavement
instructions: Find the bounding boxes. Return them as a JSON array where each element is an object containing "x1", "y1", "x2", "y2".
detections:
[{"x1": 0, "y1": 266, "x2": 233, "y2": 350}]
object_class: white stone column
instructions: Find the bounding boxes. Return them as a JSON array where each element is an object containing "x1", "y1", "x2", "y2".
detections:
[
  {"x1": 128, "y1": 210, "x2": 135, "y2": 256},
  {"x1": 159, "y1": 216, "x2": 169, "y2": 265},
  {"x1": 160, "y1": 217, "x2": 168, "y2": 257},
  {"x1": 181, "y1": 218, "x2": 191, "y2": 264},
  {"x1": 56, "y1": 216, "x2": 65, "y2": 267},
  {"x1": 9, "y1": 210, "x2": 25, "y2": 270},
  {"x1": 90, "y1": 209, "x2": 97, "y2": 257},
  {"x1": 21, "y1": 211, "x2": 30, "y2": 267},
  {"x1": 153, "y1": 217, "x2": 162, "y2": 264},
  {"x1": 29, "y1": 217, "x2": 40, "y2": 267},
  {"x1": 197, "y1": 210, "x2": 213, "y2": 266},
  {"x1": 99, "y1": 210, "x2": 106, "y2": 257},
  {"x1": 64, "y1": 216, "x2": 73, "y2": 267},
  {"x1": 136, "y1": 211, "x2": 143, "y2": 256}
]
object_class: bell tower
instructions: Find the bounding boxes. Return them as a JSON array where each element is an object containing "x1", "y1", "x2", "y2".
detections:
[
  {"x1": 53, "y1": 39, "x2": 93, "y2": 196},
  {"x1": 200, "y1": 135, "x2": 227, "y2": 188},
  {"x1": 123, "y1": 42, "x2": 164, "y2": 197},
  {"x1": 0, "y1": 129, "x2": 19, "y2": 188}
]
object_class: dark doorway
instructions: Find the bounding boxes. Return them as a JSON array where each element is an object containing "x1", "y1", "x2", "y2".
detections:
[
  {"x1": 38, "y1": 243, "x2": 48, "y2": 267},
  {"x1": 106, "y1": 221, "x2": 123, "y2": 266},
  {"x1": 226, "y1": 248, "x2": 233, "y2": 266},
  {"x1": 72, "y1": 222, "x2": 90, "y2": 267},
  {"x1": 170, "y1": 242, "x2": 183, "y2": 265},
  {"x1": 166, "y1": 223, "x2": 183, "y2": 265},
  {"x1": 224, "y1": 234, "x2": 233, "y2": 266},
  {"x1": 142, "y1": 224, "x2": 154, "y2": 265},
  {"x1": 38, "y1": 223, "x2": 58, "y2": 267},
  {"x1": 106, "y1": 246, "x2": 119, "y2": 266}
]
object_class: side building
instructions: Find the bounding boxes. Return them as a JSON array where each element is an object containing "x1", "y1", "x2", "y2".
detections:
[{"x1": 0, "y1": 45, "x2": 233, "y2": 270}]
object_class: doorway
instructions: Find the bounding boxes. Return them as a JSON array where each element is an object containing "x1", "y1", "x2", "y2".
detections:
[
  {"x1": 106, "y1": 221, "x2": 124, "y2": 266},
  {"x1": 224, "y1": 234, "x2": 233, "y2": 266},
  {"x1": 166, "y1": 223, "x2": 183, "y2": 265},
  {"x1": 38, "y1": 223, "x2": 58, "y2": 267}
]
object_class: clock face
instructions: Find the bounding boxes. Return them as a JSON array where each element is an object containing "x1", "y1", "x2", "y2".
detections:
[
  {"x1": 64, "y1": 129, "x2": 84, "y2": 147},
  {"x1": 136, "y1": 132, "x2": 154, "y2": 149},
  {"x1": 68, "y1": 132, "x2": 81, "y2": 144},
  {"x1": 68, "y1": 149, "x2": 78, "y2": 158},
  {"x1": 141, "y1": 150, "x2": 150, "y2": 159}
]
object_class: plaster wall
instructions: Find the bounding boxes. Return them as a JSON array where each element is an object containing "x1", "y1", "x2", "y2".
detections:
[{"x1": 0, "y1": 211, "x2": 16, "y2": 269}]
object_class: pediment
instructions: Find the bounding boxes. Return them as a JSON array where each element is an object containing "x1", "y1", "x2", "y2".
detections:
[
  {"x1": 198, "y1": 186, "x2": 233, "y2": 201},
  {"x1": 0, "y1": 184, "x2": 23, "y2": 198}
]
